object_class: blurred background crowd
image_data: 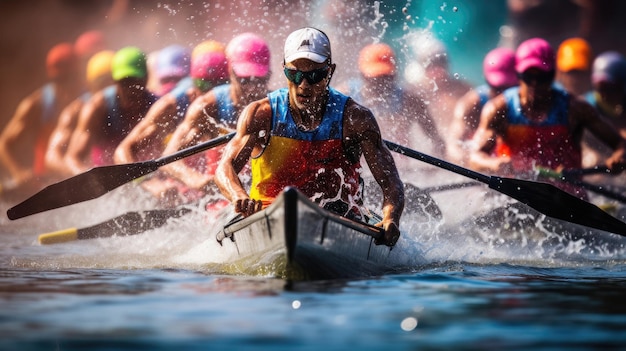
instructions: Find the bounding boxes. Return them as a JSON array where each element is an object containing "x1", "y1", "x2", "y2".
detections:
[{"x1": 2, "y1": 0, "x2": 625, "y2": 131}]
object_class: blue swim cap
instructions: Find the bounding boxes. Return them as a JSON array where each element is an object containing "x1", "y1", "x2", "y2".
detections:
[
  {"x1": 592, "y1": 51, "x2": 626, "y2": 90},
  {"x1": 156, "y1": 45, "x2": 191, "y2": 79}
]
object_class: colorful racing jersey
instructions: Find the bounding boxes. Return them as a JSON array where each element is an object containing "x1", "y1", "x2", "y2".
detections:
[
  {"x1": 91, "y1": 86, "x2": 157, "y2": 166},
  {"x1": 250, "y1": 87, "x2": 362, "y2": 209},
  {"x1": 501, "y1": 86, "x2": 581, "y2": 171}
]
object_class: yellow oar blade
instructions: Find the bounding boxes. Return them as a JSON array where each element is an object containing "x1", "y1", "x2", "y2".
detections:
[{"x1": 38, "y1": 228, "x2": 79, "y2": 245}]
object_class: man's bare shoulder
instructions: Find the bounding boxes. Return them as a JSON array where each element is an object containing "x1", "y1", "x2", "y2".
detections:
[
  {"x1": 242, "y1": 97, "x2": 272, "y2": 132},
  {"x1": 84, "y1": 89, "x2": 107, "y2": 106},
  {"x1": 484, "y1": 93, "x2": 508, "y2": 112},
  {"x1": 191, "y1": 89, "x2": 218, "y2": 109},
  {"x1": 251, "y1": 97, "x2": 271, "y2": 111},
  {"x1": 182, "y1": 90, "x2": 218, "y2": 121},
  {"x1": 344, "y1": 98, "x2": 374, "y2": 119},
  {"x1": 10, "y1": 87, "x2": 49, "y2": 117},
  {"x1": 456, "y1": 88, "x2": 483, "y2": 108},
  {"x1": 568, "y1": 93, "x2": 597, "y2": 116},
  {"x1": 343, "y1": 98, "x2": 379, "y2": 135},
  {"x1": 59, "y1": 98, "x2": 85, "y2": 119},
  {"x1": 152, "y1": 92, "x2": 178, "y2": 110},
  {"x1": 78, "y1": 90, "x2": 109, "y2": 122}
]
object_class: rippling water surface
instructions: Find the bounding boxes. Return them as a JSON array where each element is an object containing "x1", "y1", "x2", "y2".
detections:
[{"x1": 2, "y1": 181, "x2": 626, "y2": 351}]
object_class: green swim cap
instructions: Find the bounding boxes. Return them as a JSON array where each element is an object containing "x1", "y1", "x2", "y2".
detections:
[{"x1": 111, "y1": 46, "x2": 147, "y2": 81}]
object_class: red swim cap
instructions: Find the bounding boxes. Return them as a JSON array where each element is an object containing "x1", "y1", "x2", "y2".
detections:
[
  {"x1": 358, "y1": 43, "x2": 397, "y2": 78},
  {"x1": 46, "y1": 42, "x2": 78, "y2": 79}
]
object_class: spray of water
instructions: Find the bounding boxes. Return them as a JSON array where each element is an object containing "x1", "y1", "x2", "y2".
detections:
[{"x1": 2, "y1": 1, "x2": 625, "y2": 275}]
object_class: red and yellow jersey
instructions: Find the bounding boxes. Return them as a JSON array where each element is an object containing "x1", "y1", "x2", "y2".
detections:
[{"x1": 250, "y1": 88, "x2": 362, "y2": 208}]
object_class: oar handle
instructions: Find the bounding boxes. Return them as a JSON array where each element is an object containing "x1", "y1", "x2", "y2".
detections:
[
  {"x1": 38, "y1": 208, "x2": 192, "y2": 245},
  {"x1": 537, "y1": 166, "x2": 626, "y2": 204},
  {"x1": 538, "y1": 166, "x2": 611, "y2": 180},
  {"x1": 562, "y1": 166, "x2": 611, "y2": 178}
]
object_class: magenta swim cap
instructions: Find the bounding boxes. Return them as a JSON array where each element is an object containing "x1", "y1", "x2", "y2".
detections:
[
  {"x1": 225, "y1": 33, "x2": 271, "y2": 78},
  {"x1": 483, "y1": 47, "x2": 517, "y2": 88},
  {"x1": 515, "y1": 38, "x2": 555, "y2": 73}
]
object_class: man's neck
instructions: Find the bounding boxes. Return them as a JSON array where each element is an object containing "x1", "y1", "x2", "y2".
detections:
[{"x1": 291, "y1": 91, "x2": 329, "y2": 131}]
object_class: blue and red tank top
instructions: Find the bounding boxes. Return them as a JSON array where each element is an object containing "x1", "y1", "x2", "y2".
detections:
[
  {"x1": 33, "y1": 83, "x2": 58, "y2": 175},
  {"x1": 91, "y1": 86, "x2": 157, "y2": 166},
  {"x1": 499, "y1": 87, "x2": 581, "y2": 172},
  {"x1": 250, "y1": 87, "x2": 362, "y2": 208}
]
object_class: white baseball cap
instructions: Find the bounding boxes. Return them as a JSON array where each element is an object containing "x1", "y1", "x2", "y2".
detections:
[{"x1": 284, "y1": 27, "x2": 331, "y2": 64}]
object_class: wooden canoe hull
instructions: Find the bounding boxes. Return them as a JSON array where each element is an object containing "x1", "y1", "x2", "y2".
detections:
[{"x1": 216, "y1": 187, "x2": 401, "y2": 280}]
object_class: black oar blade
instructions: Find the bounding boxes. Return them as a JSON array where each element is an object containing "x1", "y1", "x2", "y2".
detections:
[
  {"x1": 7, "y1": 161, "x2": 157, "y2": 220},
  {"x1": 490, "y1": 177, "x2": 626, "y2": 236},
  {"x1": 77, "y1": 207, "x2": 192, "y2": 240}
]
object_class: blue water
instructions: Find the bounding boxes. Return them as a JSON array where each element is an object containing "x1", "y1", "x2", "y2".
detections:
[
  {"x1": 2, "y1": 182, "x2": 626, "y2": 350},
  {"x1": 2, "y1": 265, "x2": 626, "y2": 351}
]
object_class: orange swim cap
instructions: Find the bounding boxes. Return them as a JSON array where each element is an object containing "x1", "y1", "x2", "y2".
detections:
[
  {"x1": 86, "y1": 50, "x2": 115, "y2": 87},
  {"x1": 557, "y1": 38, "x2": 592, "y2": 72},
  {"x1": 358, "y1": 43, "x2": 396, "y2": 78},
  {"x1": 192, "y1": 40, "x2": 226, "y2": 60},
  {"x1": 46, "y1": 42, "x2": 78, "y2": 79}
]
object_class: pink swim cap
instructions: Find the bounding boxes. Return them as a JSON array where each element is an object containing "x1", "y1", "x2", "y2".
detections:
[
  {"x1": 483, "y1": 47, "x2": 517, "y2": 88},
  {"x1": 515, "y1": 38, "x2": 555, "y2": 73},
  {"x1": 226, "y1": 33, "x2": 271, "y2": 78}
]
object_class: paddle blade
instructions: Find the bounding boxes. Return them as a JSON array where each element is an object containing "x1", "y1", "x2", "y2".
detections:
[
  {"x1": 489, "y1": 176, "x2": 626, "y2": 236},
  {"x1": 7, "y1": 161, "x2": 158, "y2": 220},
  {"x1": 37, "y1": 208, "x2": 191, "y2": 244}
]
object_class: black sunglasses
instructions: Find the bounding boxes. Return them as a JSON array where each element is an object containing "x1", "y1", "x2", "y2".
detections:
[
  {"x1": 236, "y1": 75, "x2": 269, "y2": 85},
  {"x1": 518, "y1": 70, "x2": 554, "y2": 85},
  {"x1": 283, "y1": 66, "x2": 330, "y2": 85}
]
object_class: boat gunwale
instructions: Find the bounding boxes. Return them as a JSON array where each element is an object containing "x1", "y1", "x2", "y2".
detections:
[{"x1": 217, "y1": 187, "x2": 384, "y2": 242}]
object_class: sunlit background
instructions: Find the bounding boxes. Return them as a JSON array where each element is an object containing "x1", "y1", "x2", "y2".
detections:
[{"x1": 3, "y1": 0, "x2": 625, "y2": 133}]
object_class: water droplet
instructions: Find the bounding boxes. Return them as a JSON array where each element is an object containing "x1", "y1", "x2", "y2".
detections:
[{"x1": 401, "y1": 317, "x2": 418, "y2": 331}]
